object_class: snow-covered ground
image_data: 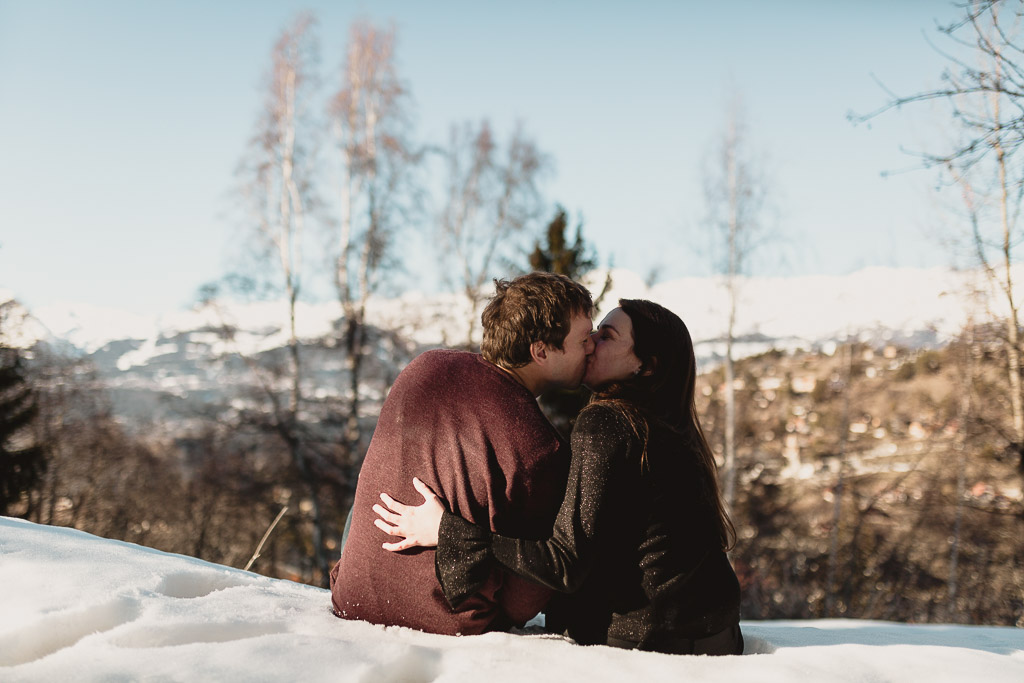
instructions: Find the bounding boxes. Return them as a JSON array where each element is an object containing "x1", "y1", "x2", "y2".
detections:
[{"x1": 1, "y1": 518, "x2": 1021, "y2": 682}]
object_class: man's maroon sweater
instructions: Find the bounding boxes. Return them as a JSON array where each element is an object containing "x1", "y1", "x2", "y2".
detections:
[{"x1": 330, "y1": 349, "x2": 569, "y2": 635}]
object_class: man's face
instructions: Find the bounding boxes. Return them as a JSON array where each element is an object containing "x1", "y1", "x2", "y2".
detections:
[{"x1": 542, "y1": 313, "x2": 595, "y2": 390}]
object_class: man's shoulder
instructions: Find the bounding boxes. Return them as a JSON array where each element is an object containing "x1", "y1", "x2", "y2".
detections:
[
  {"x1": 391, "y1": 349, "x2": 557, "y2": 443},
  {"x1": 412, "y1": 348, "x2": 478, "y2": 367},
  {"x1": 404, "y1": 349, "x2": 509, "y2": 386}
]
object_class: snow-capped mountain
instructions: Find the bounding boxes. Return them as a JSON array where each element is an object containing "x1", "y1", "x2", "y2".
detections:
[
  {"x1": 7, "y1": 265, "x2": 990, "y2": 360},
  {"x1": 0, "y1": 265, "x2": 997, "y2": 431}
]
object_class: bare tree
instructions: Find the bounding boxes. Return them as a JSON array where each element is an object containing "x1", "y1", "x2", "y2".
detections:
[
  {"x1": 946, "y1": 320, "x2": 977, "y2": 620},
  {"x1": 856, "y1": 0, "x2": 1024, "y2": 466},
  {"x1": 438, "y1": 120, "x2": 548, "y2": 347},
  {"x1": 328, "y1": 20, "x2": 421, "y2": 455},
  {"x1": 235, "y1": 13, "x2": 332, "y2": 585},
  {"x1": 825, "y1": 341, "x2": 854, "y2": 617},
  {"x1": 702, "y1": 99, "x2": 769, "y2": 508}
]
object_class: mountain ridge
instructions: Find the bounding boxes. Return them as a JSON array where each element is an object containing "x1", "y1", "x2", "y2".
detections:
[{"x1": 2, "y1": 265, "x2": 993, "y2": 365}]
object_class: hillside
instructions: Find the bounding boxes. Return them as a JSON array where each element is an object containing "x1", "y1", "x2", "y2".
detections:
[{"x1": 702, "y1": 341, "x2": 1024, "y2": 623}]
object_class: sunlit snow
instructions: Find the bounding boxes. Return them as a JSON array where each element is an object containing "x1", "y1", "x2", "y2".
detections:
[{"x1": 1, "y1": 517, "x2": 1021, "y2": 682}]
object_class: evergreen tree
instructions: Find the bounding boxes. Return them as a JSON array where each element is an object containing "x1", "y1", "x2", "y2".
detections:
[
  {"x1": 529, "y1": 206, "x2": 611, "y2": 437},
  {"x1": 528, "y1": 206, "x2": 595, "y2": 278},
  {"x1": 0, "y1": 345, "x2": 45, "y2": 515}
]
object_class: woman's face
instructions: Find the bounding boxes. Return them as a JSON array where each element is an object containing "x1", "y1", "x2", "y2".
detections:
[{"x1": 582, "y1": 307, "x2": 643, "y2": 390}]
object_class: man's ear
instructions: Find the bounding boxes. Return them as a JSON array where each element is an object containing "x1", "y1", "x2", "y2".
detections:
[{"x1": 530, "y1": 340, "x2": 548, "y2": 364}]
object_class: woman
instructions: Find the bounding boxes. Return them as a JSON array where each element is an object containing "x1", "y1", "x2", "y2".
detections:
[{"x1": 373, "y1": 300, "x2": 743, "y2": 655}]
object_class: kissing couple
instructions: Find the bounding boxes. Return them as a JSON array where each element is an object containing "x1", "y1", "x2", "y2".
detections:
[{"x1": 330, "y1": 272, "x2": 743, "y2": 656}]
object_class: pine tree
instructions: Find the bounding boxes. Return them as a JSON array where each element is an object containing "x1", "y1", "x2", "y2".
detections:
[
  {"x1": 0, "y1": 345, "x2": 45, "y2": 515},
  {"x1": 528, "y1": 206, "x2": 594, "y2": 277}
]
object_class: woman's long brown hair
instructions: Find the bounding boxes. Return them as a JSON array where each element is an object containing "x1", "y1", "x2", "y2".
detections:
[{"x1": 591, "y1": 299, "x2": 737, "y2": 552}]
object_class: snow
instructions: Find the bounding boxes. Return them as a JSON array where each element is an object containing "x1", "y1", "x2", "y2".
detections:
[
  {"x1": 597, "y1": 265, "x2": 987, "y2": 344},
  {"x1": 1, "y1": 517, "x2": 1021, "y2": 682}
]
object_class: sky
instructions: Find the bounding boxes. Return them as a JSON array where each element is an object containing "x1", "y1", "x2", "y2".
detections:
[
  {"x1": 0, "y1": 0, "x2": 968, "y2": 315},
  {"x1": 2, "y1": 516, "x2": 1023, "y2": 680}
]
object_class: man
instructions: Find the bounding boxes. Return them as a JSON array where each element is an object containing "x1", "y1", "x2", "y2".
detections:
[{"x1": 330, "y1": 272, "x2": 593, "y2": 635}]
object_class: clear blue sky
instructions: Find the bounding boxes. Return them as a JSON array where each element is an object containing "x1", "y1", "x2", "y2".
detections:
[{"x1": 1, "y1": 0, "x2": 961, "y2": 315}]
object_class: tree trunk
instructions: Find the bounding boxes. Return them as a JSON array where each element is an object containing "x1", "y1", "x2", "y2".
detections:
[
  {"x1": 947, "y1": 324, "x2": 975, "y2": 621},
  {"x1": 279, "y1": 55, "x2": 329, "y2": 587},
  {"x1": 826, "y1": 342, "x2": 853, "y2": 617},
  {"x1": 723, "y1": 314, "x2": 736, "y2": 508},
  {"x1": 996, "y1": 138, "x2": 1024, "y2": 456},
  {"x1": 722, "y1": 117, "x2": 739, "y2": 509}
]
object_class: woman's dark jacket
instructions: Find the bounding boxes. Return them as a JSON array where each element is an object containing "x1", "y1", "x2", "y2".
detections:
[{"x1": 435, "y1": 402, "x2": 742, "y2": 652}]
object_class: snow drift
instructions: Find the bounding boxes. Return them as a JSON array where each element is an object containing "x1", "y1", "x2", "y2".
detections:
[{"x1": 1, "y1": 517, "x2": 1021, "y2": 682}]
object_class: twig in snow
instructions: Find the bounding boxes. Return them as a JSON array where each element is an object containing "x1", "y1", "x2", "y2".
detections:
[{"x1": 244, "y1": 506, "x2": 288, "y2": 572}]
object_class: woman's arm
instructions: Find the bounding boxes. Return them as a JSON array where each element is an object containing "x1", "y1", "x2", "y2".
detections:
[
  {"x1": 481, "y1": 405, "x2": 630, "y2": 593},
  {"x1": 374, "y1": 404, "x2": 633, "y2": 607},
  {"x1": 372, "y1": 477, "x2": 443, "y2": 550}
]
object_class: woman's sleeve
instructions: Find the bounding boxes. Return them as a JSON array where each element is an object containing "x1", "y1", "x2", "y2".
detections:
[{"x1": 435, "y1": 405, "x2": 631, "y2": 609}]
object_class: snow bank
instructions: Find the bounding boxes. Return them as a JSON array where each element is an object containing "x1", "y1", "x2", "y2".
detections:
[{"x1": 1, "y1": 517, "x2": 1021, "y2": 682}]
